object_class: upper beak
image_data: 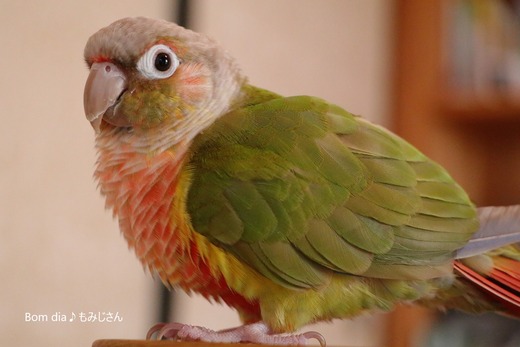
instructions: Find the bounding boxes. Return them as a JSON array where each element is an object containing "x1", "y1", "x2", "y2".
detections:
[{"x1": 83, "y1": 62, "x2": 127, "y2": 133}]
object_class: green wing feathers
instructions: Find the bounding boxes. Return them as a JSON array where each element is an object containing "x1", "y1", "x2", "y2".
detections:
[{"x1": 186, "y1": 86, "x2": 478, "y2": 289}]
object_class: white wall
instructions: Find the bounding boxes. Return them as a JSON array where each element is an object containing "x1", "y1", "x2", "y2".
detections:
[
  {"x1": 173, "y1": 1, "x2": 393, "y2": 346},
  {"x1": 0, "y1": 2, "x2": 171, "y2": 347}
]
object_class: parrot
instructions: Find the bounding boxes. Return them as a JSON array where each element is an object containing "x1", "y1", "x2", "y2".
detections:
[{"x1": 83, "y1": 17, "x2": 520, "y2": 346}]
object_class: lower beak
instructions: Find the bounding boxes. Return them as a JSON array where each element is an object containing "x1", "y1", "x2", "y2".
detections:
[{"x1": 83, "y1": 62, "x2": 127, "y2": 133}]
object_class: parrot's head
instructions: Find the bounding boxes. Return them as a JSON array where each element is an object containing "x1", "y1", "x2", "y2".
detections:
[{"x1": 83, "y1": 17, "x2": 246, "y2": 152}]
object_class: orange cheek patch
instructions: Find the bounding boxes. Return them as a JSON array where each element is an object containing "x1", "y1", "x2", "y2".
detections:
[{"x1": 176, "y1": 63, "x2": 212, "y2": 104}]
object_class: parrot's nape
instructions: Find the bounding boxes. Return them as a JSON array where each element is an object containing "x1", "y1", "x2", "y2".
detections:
[{"x1": 83, "y1": 17, "x2": 520, "y2": 346}]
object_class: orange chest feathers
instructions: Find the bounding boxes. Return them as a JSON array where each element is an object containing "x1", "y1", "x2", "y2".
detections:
[{"x1": 94, "y1": 142, "x2": 261, "y2": 319}]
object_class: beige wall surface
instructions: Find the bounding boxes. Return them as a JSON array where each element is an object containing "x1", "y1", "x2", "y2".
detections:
[
  {"x1": 191, "y1": 0, "x2": 393, "y2": 126},
  {"x1": 0, "y1": 2, "x2": 171, "y2": 347},
  {"x1": 1, "y1": 1, "x2": 393, "y2": 347}
]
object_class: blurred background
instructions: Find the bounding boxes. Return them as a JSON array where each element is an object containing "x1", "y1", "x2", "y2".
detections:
[{"x1": 1, "y1": 0, "x2": 520, "y2": 346}]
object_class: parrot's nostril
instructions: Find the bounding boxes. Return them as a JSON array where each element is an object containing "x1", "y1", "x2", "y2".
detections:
[{"x1": 105, "y1": 65, "x2": 111, "y2": 73}]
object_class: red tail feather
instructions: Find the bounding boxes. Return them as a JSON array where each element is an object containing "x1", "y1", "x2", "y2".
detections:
[
  {"x1": 494, "y1": 258, "x2": 520, "y2": 281},
  {"x1": 454, "y1": 259, "x2": 520, "y2": 318}
]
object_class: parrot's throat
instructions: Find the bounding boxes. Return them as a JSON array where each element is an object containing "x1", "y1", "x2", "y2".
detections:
[
  {"x1": 95, "y1": 141, "x2": 189, "y2": 269},
  {"x1": 94, "y1": 139, "x2": 261, "y2": 318}
]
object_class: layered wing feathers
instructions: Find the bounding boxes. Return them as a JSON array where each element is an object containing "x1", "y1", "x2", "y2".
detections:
[{"x1": 186, "y1": 88, "x2": 478, "y2": 289}]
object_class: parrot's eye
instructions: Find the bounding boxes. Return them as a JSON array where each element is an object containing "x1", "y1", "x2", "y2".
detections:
[
  {"x1": 137, "y1": 44, "x2": 180, "y2": 80},
  {"x1": 155, "y1": 53, "x2": 171, "y2": 71}
]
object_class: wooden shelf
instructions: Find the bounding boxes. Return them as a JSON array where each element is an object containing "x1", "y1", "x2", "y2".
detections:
[
  {"x1": 440, "y1": 91, "x2": 520, "y2": 121},
  {"x1": 389, "y1": 0, "x2": 520, "y2": 345}
]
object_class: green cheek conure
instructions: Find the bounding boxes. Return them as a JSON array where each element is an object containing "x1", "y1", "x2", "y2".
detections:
[{"x1": 83, "y1": 17, "x2": 520, "y2": 346}]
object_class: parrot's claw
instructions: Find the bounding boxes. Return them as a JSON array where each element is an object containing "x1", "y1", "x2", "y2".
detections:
[
  {"x1": 146, "y1": 321, "x2": 326, "y2": 346},
  {"x1": 145, "y1": 323, "x2": 168, "y2": 340},
  {"x1": 302, "y1": 331, "x2": 327, "y2": 347}
]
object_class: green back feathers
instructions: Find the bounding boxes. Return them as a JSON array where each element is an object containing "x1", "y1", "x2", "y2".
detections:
[{"x1": 186, "y1": 85, "x2": 478, "y2": 289}]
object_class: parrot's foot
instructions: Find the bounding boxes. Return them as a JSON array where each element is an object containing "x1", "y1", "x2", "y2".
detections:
[{"x1": 146, "y1": 321, "x2": 326, "y2": 346}]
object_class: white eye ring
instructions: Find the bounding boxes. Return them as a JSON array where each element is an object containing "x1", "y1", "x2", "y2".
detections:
[{"x1": 136, "y1": 44, "x2": 180, "y2": 80}]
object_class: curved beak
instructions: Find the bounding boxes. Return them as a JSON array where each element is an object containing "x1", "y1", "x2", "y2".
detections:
[{"x1": 83, "y1": 62, "x2": 127, "y2": 133}]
